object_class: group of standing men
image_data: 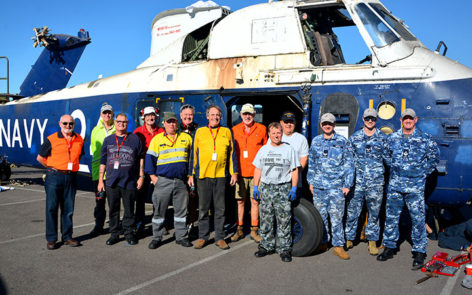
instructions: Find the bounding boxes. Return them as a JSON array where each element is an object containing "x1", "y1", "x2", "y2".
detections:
[
  {"x1": 306, "y1": 107, "x2": 439, "y2": 271},
  {"x1": 37, "y1": 100, "x2": 439, "y2": 269}
]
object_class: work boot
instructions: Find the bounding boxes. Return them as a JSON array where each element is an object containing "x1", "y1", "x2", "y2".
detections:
[
  {"x1": 412, "y1": 252, "x2": 427, "y2": 270},
  {"x1": 368, "y1": 241, "x2": 379, "y2": 255},
  {"x1": 215, "y1": 239, "x2": 230, "y2": 250},
  {"x1": 377, "y1": 247, "x2": 396, "y2": 261},
  {"x1": 333, "y1": 247, "x2": 350, "y2": 260},
  {"x1": 231, "y1": 226, "x2": 244, "y2": 242},
  {"x1": 346, "y1": 240, "x2": 353, "y2": 250},
  {"x1": 250, "y1": 226, "x2": 261, "y2": 243},
  {"x1": 194, "y1": 239, "x2": 207, "y2": 249}
]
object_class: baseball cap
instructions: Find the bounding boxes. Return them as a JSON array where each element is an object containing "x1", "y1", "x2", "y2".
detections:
[
  {"x1": 163, "y1": 112, "x2": 177, "y2": 122},
  {"x1": 401, "y1": 108, "x2": 417, "y2": 119},
  {"x1": 100, "y1": 103, "x2": 113, "y2": 113},
  {"x1": 363, "y1": 108, "x2": 378, "y2": 118},
  {"x1": 320, "y1": 113, "x2": 336, "y2": 124},
  {"x1": 281, "y1": 111, "x2": 296, "y2": 122},
  {"x1": 240, "y1": 103, "x2": 255, "y2": 114},
  {"x1": 143, "y1": 106, "x2": 158, "y2": 116}
]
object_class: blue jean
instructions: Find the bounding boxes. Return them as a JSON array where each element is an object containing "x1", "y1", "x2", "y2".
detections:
[{"x1": 45, "y1": 169, "x2": 77, "y2": 242}]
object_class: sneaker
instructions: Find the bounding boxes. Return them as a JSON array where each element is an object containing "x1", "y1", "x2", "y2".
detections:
[
  {"x1": 377, "y1": 247, "x2": 397, "y2": 261},
  {"x1": 148, "y1": 240, "x2": 161, "y2": 250},
  {"x1": 194, "y1": 239, "x2": 207, "y2": 249},
  {"x1": 412, "y1": 252, "x2": 426, "y2": 270},
  {"x1": 333, "y1": 246, "x2": 350, "y2": 260},
  {"x1": 254, "y1": 247, "x2": 275, "y2": 258},
  {"x1": 215, "y1": 239, "x2": 230, "y2": 250},
  {"x1": 280, "y1": 251, "x2": 292, "y2": 262},
  {"x1": 176, "y1": 238, "x2": 192, "y2": 248}
]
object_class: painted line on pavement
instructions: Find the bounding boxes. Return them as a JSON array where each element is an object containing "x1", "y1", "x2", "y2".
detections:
[
  {"x1": 440, "y1": 265, "x2": 463, "y2": 295},
  {"x1": 0, "y1": 209, "x2": 154, "y2": 245},
  {"x1": 0, "y1": 198, "x2": 45, "y2": 206},
  {"x1": 115, "y1": 239, "x2": 254, "y2": 295},
  {"x1": 11, "y1": 187, "x2": 45, "y2": 193}
]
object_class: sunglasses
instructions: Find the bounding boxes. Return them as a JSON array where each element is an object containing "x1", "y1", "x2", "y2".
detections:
[
  {"x1": 61, "y1": 122, "x2": 74, "y2": 126},
  {"x1": 364, "y1": 117, "x2": 377, "y2": 122},
  {"x1": 115, "y1": 120, "x2": 128, "y2": 124},
  {"x1": 180, "y1": 104, "x2": 195, "y2": 112}
]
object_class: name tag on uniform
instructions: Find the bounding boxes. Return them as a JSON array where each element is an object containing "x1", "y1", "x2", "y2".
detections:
[
  {"x1": 212, "y1": 153, "x2": 218, "y2": 161},
  {"x1": 67, "y1": 162, "x2": 73, "y2": 171},
  {"x1": 243, "y1": 150, "x2": 248, "y2": 158},
  {"x1": 114, "y1": 160, "x2": 120, "y2": 169}
]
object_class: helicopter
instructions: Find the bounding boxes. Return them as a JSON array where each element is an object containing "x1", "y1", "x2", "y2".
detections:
[{"x1": 0, "y1": 0, "x2": 471, "y2": 256}]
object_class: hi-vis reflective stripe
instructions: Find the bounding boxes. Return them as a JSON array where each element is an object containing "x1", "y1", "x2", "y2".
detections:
[
  {"x1": 174, "y1": 217, "x2": 186, "y2": 223},
  {"x1": 147, "y1": 150, "x2": 159, "y2": 158},
  {"x1": 156, "y1": 156, "x2": 187, "y2": 165},
  {"x1": 160, "y1": 148, "x2": 186, "y2": 155},
  {"x1": 152, "y1": 218, "x2": 164, "y2": 224}
]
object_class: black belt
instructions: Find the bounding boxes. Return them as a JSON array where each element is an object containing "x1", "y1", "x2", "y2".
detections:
[{"x1": 47, "y1": 168, "x2": 76, "y2": 175}]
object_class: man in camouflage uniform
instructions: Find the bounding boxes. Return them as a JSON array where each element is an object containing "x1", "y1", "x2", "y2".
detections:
[
  {"x1": 307, "y1": 113, "x2": 354, "y2": 260},
  {"x1": 345, "y1": 108, "x2": 387, "y2": 256},
  {"x1": 252, "y1": 122, "x2": 299, "y2": 262},
  {"x1": 377, "y1": 108, "x2": 439, "y2": 270}
]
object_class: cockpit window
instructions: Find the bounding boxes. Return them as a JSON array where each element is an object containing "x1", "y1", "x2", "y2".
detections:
[
  {"x1": 369, "y1": 4, "x2": 416, "y2": 42},
  {"x1": 355, "y1": 3, "x2": 399, "y2": 47}
]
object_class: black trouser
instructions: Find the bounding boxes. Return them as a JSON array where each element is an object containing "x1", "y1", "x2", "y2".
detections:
[
  {"x1": 135, "y1": 175, "x2": 151, "y2": 225},
  {"x1": 197, "y1": 177, "x2": 226, "y2": 241},
  {"x1": 106, "y1": 186, "x2": 136, "y2": 238},
  {"x1": 92, "y1": 180, "x2": 107, "y2": 229}
]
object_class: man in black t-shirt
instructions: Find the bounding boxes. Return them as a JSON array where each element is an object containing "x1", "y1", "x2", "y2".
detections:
[{"x1": 98, "y1": 113, "x2": 145, "y2": 246}]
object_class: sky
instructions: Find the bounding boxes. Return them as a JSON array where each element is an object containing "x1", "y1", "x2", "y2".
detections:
[{"x1": 1, "y1": 0, "x2": 471, "y2": 95}]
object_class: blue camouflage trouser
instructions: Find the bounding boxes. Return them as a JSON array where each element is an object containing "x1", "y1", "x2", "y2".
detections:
[
  {"x1": 313, "y1": 188, "x2": 345, "y2": 247},
  {"x1": 259, "y1": 182, "x2": 292, "y2": 253},
  {"x1": 345, "y1": 185, "x2": 383, "y2": 241},
  {"x1": 382, "y1": 188, "x2": 427, "y2": 253}
]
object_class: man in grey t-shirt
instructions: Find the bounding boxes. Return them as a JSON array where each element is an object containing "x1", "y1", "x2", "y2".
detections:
[{"x1": 252, "y1": 122, "x2": 299, "y2": 262}]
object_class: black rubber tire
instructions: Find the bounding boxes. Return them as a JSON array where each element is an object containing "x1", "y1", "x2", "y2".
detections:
[
  {"x1": 292, "y1": 198, "x2": 324, "y2": 257},
  {"x1": 0, "y1": 163, "x2": 11, "y2": 181}
]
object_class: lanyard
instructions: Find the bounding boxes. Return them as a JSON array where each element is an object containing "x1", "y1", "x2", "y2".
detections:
[
  {"x1": 164, "y1": 132, "x2": 178, "y2": 147},
  {"x1": 64, "y1": 135, "x2": 74, "y2": 161},
  {"x1": 115, "y1": 134, "x2": 127, "y2": 159},
  {"x1": 243, "y1": 124, "x2": 254, "y2": 149},
  {"x1": 208, "y1": 126, "x2": 220, "y2": 152}
]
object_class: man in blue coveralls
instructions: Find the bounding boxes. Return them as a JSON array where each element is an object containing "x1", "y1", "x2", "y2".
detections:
[
  {"x1": 345, "y1": 108, "x2": 387, "y2": 256},
  {"x1": 377, "y1": 108, "x2": 439, "y2": 270},
  {"x1": 307, "y1": 113, "x2": 354, "y2": 260}
]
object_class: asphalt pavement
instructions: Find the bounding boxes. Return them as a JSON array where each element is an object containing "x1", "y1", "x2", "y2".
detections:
[{"x1": 0, "y1": 166, "x2": 470, "y2": 295}]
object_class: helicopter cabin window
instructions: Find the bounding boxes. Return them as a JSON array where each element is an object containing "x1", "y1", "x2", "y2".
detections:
[{"x1": 298, "y1": 5, "x2": 370, "y2": 66}]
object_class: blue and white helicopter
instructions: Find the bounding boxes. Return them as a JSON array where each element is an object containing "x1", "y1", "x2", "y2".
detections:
[{"x1": 1, "y1": 0, "x2": 471, "y2": 256}]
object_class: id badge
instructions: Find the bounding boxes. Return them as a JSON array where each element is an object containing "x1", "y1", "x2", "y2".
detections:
[
  {"x1": 243, "y1": 150, "x2": 249, "y2": 158},
  {"x1": 67, "y1": 162, "x2": 73, "y2": 171},
  {"x1": 212, "y1": 153, "x2": 217, "y2": 161},
  {"x1": 114, "y1": 160, "x2": 120, "y2": 169}
]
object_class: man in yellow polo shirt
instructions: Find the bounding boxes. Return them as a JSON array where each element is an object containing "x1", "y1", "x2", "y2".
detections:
[{"x1": 189, "y1": 105, "x2": 238, "y2": 250}]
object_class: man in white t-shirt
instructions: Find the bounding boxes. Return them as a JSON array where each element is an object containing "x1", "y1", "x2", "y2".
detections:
[
  {"x1": 274, "y1": 112, "x2": 309, "y2": 196},
  {"x1": 252, "y1": 122, "x2": 300, "y2": 262}
]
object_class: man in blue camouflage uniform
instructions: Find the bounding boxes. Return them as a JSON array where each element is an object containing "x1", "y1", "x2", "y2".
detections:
[
  {"x1": 377, "y1": 108, "x2": 439, "y2": 270},
  {"x1": 345, "y1": 108, "x2": 387, "y2": 256},
  {"x1": 307, "y1": 113, "x2": 354, "y2": 260}
]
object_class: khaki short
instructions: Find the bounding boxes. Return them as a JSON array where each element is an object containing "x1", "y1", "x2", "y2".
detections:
[{"x1": 235, "y1": 177, "x2": 254, "y2": 200}]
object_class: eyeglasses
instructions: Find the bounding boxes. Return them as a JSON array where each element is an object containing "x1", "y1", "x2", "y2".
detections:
[
  {"x1": 283, "y1": 120, "x2": 295, "y2": 124},
  {"x1": 180, "y1": 104, "x2": 195, "y2": 112},
  {"x1": 364, "y1": 117, "x2": 377, "y2": 122},
  {"x1": 402, "y1": 116, "x2": 414, "y2": 121},
  {"x1": 102, "y1": 111, "x2": 113, "y2": 115},
  {"x1": 115, "y1": 120, "x2": 128, "y2": 124},
  {"x1": 61, "y1": 122, "x2": 74, "y2": 126}
]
